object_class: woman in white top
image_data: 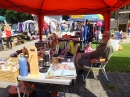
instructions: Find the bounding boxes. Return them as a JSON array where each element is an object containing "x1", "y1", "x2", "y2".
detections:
[{"x1": 50, "y1": 19, "x2": 56, "y2": 34}]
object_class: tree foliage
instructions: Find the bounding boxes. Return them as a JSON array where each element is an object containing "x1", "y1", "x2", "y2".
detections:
[
  {"x1": 111, "y1": 12, "x2": 115, "y2": 18},
  {"x1": 0, "y1": 9, "x2": 6, "y2": 16},
  {"x1": 0, "y1": 8, "x2": 33, "y2": 24}
]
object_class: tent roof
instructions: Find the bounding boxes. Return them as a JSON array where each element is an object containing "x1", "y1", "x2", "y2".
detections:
[
  {"x1": 0, "y1": 0, "x2": 130, "y2": 15},
  {"x1": 0, "y1": 0, "x2": 130, "y2": 41}
]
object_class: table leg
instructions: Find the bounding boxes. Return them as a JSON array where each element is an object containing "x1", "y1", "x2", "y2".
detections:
[
  {"x1": 63, "y1": 85, "x2": 66, "y2": 97},
  {"x1": 23, "y1": 81, "x2": 30, "y2": 97},
  {"x1": 16, "y1": 86, "x2": 21, "y2": 97},
  {"x1": 26, "y1": 82, "x2": 30, "y2": 97}
]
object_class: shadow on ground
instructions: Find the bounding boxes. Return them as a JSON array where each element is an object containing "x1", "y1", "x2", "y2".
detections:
[{"x1": 1, "y1": 71, "x2": 130, "y2": 97}]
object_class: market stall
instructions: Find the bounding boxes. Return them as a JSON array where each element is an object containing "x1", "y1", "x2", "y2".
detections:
[
  {"x1": 0, "y1": 0, "x2": 130, "y2": 97},
  {"x1": 0, "y1": 33, "x2": 79, "y2": 97}
]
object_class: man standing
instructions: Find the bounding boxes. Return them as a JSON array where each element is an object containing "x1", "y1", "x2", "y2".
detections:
[
  {"x1": 75, "y1": 31, "x2": 113, "y2": 70},
  {"x1": 128, "y1": 23, "x2": 130, "y2": 35}
]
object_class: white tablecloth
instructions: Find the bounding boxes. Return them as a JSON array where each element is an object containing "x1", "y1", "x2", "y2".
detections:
[{"x1": 18, "y1": 73, "x2": 73, "y2": 85}]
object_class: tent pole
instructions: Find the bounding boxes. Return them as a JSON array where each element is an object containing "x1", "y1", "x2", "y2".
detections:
[
  {"x1": 103, "y1": 13, "x2": 111, "y2": 31},
  {"x1": 37, "y1": 14, "x2": 44, "y2": 41}
]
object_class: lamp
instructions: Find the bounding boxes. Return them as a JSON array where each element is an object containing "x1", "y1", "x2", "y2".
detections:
[{"x1": 104, "y1": 0, "x2": 117, "y2": 6}]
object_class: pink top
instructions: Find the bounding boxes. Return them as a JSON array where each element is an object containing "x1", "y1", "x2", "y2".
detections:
[{"x1": 85, "y1": 45, "x2": 95, "y2": 53}]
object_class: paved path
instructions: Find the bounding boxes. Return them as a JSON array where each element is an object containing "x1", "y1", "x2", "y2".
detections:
[
  {"x1": 0, "y1": 39, "x2": 130, "y2": 97},
  {"x1": 0, "y1": 40, "x2": 38, "y2": 57},
  {"x1": 66, "y1": 72, "x2": 130, "y2": 97}
]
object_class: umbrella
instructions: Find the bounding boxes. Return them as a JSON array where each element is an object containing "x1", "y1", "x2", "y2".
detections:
[
  {"x1": 0, "y1": 0, "x2": 130, "y2": 40},
  {"x1": 70, "y1": 18, "x2": 85, "y2": 22},
  {"x1": 71, "y1": 14, "x2": 103, "y2": 22},
  {"x1": 0, "y1": 16, "x2": 5, "y2": 21},
  {"x1": 70, "y1": 14, "x2": 103, "y2": 22},
  {"x1": 84, "y1": 14, "x2": 103, "y2": 22},
  {"x1": 70, "y1": 15, "x2": 85, "y2": 22}
]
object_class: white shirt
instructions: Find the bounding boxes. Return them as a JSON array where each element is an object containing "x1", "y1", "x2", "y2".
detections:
[{"x1": 50, "y1": 22, "x2": 56, "y2": 33}]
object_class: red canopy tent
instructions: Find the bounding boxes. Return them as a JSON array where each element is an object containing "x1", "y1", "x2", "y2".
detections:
[{"x1": 0, "y1": 0, "x2": 130, "y2": 40}]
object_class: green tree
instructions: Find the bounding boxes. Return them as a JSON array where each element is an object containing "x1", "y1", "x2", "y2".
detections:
[
  {"x1": 5, "y1": 10, "x2": 20, "y2": 23},
  {"x1": 0, "y1": 8, "x2": 33, "y2": 24},
  {"x1": 0, "y1": 8, "x2": 6, "y2": 16},
  {"x1": 62, "y1": 15, "x2": 70, "y2": 21},
  {"x1": 111, "y1": 12, "x2": 115, "y2": 18},
  {"x1": 20, "y1": 13, "x2": 33, "y2": 21},
  {"x1": 5, "y1": 10, "x2": 33, "y2": 23}
]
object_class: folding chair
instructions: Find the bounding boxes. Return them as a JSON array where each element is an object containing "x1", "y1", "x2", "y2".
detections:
[
  {"x1": 82, "y1": 54, "x2": 113, "y2": 81},
  {"x1": 82, "y1": 61, "x2": 109, "y2": 81}
]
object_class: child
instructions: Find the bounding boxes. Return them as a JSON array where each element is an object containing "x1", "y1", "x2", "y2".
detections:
[{"x1": 4, "y1": 24, "x2": 12, "y2": 50}]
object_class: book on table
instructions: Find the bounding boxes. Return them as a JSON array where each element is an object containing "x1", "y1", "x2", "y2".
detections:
[{"x1": 46, "y1": 62, "x2": 76, "y2": 78}]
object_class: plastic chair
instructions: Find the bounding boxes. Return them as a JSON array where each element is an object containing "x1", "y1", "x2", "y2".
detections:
[{"x1": 82, "y1": 54, "x2": 113, "y2": 81}]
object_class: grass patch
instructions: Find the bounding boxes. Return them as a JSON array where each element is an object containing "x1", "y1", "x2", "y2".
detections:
[
  {"x1": 106, "y1": 43, "x2": 130, "y2": 72},
  {"x1": 91, "y1": 43, "x2": 130, "y2": 72}
]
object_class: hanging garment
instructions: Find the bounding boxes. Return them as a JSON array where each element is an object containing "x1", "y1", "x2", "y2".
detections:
[
  {"x1": 18, "y1": 22, "x2": 23, "y2": 32},
  {"x1": 80, "y1": 26, "x2": 84, "y2": 40},
  {"x1": 83, "y1": 25, "x2": 89, "y2": 46},
  {"x1": 29, "y1": 23, "x2": 35, "y2": 35},
  {"x1": 22, "y1": 22, "x2": 26, "y2": 32},
  {"x1": 92, "y1": 24, "x2": 95, "y2": 39},
  {"x1": 96, "y1": 21, "x2": 102, "y2": 27},
  {"x1": 24, "y1": 22, "x2": 29, "y2": 32},
  {"x1": 98, "y1": 31, "x2": 102, "y2": 40},
  {"x1": 88, "y1": 24, "x2": 93, "y2": 42},
  {"x1": 94, "y1": 24, "x2": 97, "y2": 32}
]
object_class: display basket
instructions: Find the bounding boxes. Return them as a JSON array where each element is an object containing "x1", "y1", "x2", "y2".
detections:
[
  {"x1": 0, "y1": 57, "x2": 19, "y2": 83},
  {"x1": 0, "y1": 69, "x2": 19, "y2": 83}
]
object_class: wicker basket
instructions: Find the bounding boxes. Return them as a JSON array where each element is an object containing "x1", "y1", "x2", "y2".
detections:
[
  {"x1": 0, "y1": 69, "x2": 19, "y2": 83},
  {"x1": 0, "y1": 57, "x2": 19, "y2": 83}
]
